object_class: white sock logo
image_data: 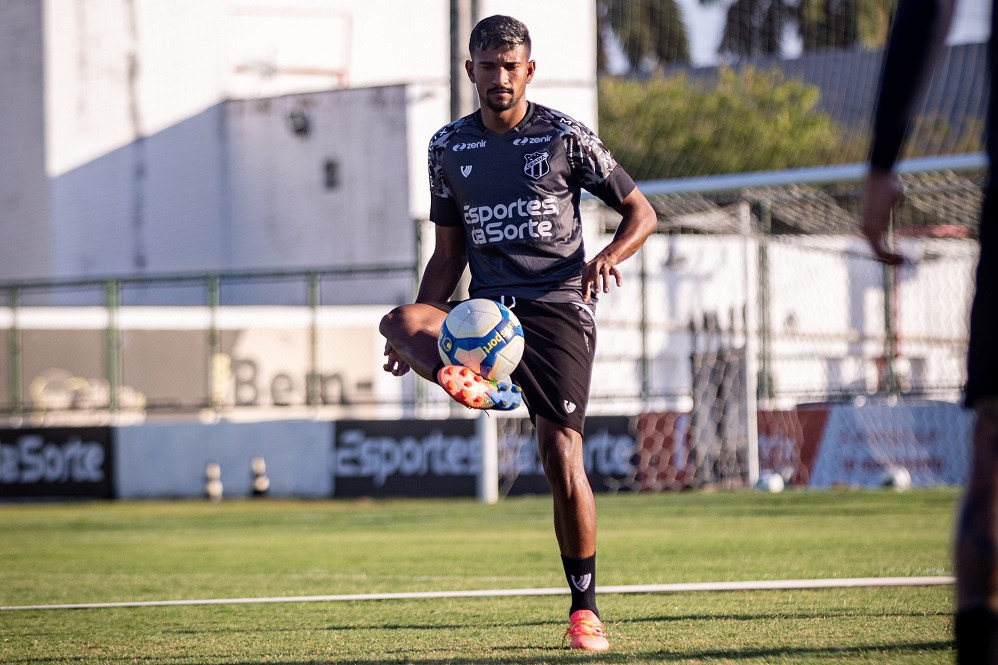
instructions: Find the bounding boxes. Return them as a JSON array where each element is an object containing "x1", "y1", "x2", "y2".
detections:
[{"x1": 571, "y1": 574, "x2": 591, "y2": 592}]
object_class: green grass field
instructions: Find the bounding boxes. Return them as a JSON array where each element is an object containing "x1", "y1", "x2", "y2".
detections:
[{"x1": 0, "y1": 489, "x2": 960, "y2": 664}]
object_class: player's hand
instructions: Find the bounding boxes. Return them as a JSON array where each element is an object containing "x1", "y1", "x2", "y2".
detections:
[
  {"x1": 383, "y1": 341, "x2": 410, "y2": 376},
  {"x1": 581, "y1": 254, "x2": 622, "y2": 302},
  {"x1": 860, "y1": 169, "x2": 906, "y2": 265}
]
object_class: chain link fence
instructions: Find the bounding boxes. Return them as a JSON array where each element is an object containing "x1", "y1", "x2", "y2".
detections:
[
  {"x1": 580, "y1": 156, "x2": 981, "y2": 490},
  {"x1": 0, "y1": 265, "x2": 417, "y2": 424},
  {"x1": 0, "y1": 159, "x2": 981, "y2": 491}
]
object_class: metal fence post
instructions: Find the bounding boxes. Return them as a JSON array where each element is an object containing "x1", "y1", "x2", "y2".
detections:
[
  {"x1": 307, "y1": 271, "x2": 321, "y2": 406},
  {"x1": 476, "y1": 411, "x2": 498, "y2": 504},
  {"x1": 639, "y1": 244, "x2": 649, "y2": 399},
  {"x1": 740, "y1": 201, "x2": 760, "y2": 486},
  {"x1": 882, "y1": 213, "x2": 899, "y2": 396},
  {"x1": 755, "y1": 201, "x2": 775, "y2": 401},
  {"x1": 207, "y1": 275, "x2": 222, "y2": 409},
  {"x1": 413, "y1": 220, "x2": 427, "y2": 415},
  {"x1": 105, "y1": 280, "x2": 121, "y2": 413}
]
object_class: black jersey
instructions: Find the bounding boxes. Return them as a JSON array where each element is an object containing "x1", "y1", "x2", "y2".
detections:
[
  {"x1": 428, "y1": 102, "x2": 636, "y2": 303},
  {"x1": 990, "y1": 0, "x2": 996, "y2": 185}
]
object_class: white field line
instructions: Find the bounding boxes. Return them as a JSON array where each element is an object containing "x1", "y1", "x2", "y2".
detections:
[{"x1": 0, "y1": 576, "x2": 954, "y2": 612}]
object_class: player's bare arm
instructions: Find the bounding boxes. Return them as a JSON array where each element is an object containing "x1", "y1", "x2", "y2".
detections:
[
  {"x1": 859, "y1": 169, "x2": 905, "y2": 265},
  {"x1": 582, "y1": 187, "x2": 657, "y2": 302},
  {"x1": 859, "y1": 0, "x2": 955, "y2": 265},
  {"x1": 415, "y1": 225, "x2": 468, "y2": 304},
  {"x1": 381, "y1": 226, "x2": 467, "y2": 377}
]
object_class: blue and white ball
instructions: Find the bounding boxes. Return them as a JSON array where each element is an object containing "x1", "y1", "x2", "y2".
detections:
[{"x1": 438, "y1": 299, "x2": 524, "y2": 381}]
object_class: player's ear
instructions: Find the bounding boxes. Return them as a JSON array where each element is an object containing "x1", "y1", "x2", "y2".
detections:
[
  {"x1": 465, "y1": 59, "x2": 475, "y2": 82},
  {"x1": 526, "y1": 59, "x2": 536, "y2": 83}
]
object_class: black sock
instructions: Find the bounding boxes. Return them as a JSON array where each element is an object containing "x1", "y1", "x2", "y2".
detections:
[
  {"x1": 432, "y1": 362, "x2": 446, "y2": 384},
  {"x1": 955, "y1": 608, "x2": 998, "y2": 665},
  {"x1": 562, "y1": 553, "x2": 598, "y2": 618}
]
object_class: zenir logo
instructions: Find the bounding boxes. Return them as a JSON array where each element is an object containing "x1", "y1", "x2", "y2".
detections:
[{"x1": 513, "y1": 135, "x2": 553, "y2": 146}]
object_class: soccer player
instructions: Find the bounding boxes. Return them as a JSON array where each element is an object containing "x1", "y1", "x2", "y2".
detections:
[
  {"x1": 859, "y1": 0, "x2": 997, "y2": 660},
  {"x1": 380, "y1": 14, "x2": 656, "y2": 651}
]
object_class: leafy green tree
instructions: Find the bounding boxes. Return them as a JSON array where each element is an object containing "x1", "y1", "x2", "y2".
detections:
[
  {"x1": 798, "y1": 0, "x2": 895, "y2": 50},
  {"x1": 598, "y1": 68, "x2": 864, "y2": 179},
  {"x1": 598, "y1": 0, "x2": 690, "y2": 72},
  {"x1": 707, "y1": 0, "x2": 788, "y2": 58},
  {"x1": 696, "y1": 0, "x2": 894, "y2": 59}
]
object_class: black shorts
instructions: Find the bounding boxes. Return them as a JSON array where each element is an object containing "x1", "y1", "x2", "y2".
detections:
[
  {"x1": 966, "y1": 185, "x2": 998, "y2": 407},
  {"x1": 435, "y1": 297, "x2": 597, "y2": 434}
]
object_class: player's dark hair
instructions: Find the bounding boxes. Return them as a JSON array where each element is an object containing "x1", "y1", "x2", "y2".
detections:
[{"x1": 469, "y1": 15, "x2": 531, "y2": 56}]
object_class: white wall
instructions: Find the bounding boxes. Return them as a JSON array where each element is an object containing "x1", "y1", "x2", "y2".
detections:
[
  {"x1": 227, "y1": 87, "x2": 412, "y2": 271},
  {"x1": 0, "y1": 1, "x2": 50, "y2": 281},
  {"x1": 49, "y1": 105, "x2": 229, "y2": 276},
  {"x1": 225, "y1": 0, "x2": 451, "y2": 96},
  {"x1": 45, "y1": 83, "x2": 413, "y2": 280},
  {"x1": 44, "y1": 0, "x2": 229, "y2": 177},
  {"x1": 115, "y1": 420, "x2": 333, "y2": 497}
]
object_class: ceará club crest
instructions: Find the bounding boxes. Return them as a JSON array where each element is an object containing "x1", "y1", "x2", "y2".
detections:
[{"x1": 523, "y1": 151, "x2": 550, "y2": 180}]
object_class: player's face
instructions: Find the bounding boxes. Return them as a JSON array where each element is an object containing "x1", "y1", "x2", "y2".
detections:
[{"x1": 466, "y1": 44, "x2": 535, "y2": 114}]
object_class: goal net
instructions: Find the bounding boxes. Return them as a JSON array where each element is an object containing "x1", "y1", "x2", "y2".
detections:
[{"x1": 495, "y1": 155, "x2": 983, "y2": 494}]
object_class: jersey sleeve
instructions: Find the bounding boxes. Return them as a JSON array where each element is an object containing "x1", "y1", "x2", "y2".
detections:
[
  {"x1": 427, "y1": 125, "x2": 462, "y2": 227},
  {"x1": 430, "y1": 194, "x2": 462, "y2": 227},
  {"x1": 587, "y1": 166, "x2": 637, "y2": 207},
  {"x1": 868, "y1": 0, "x2": 944, "y2": 170},
  {"x1": 560, "y1": 116, "x2": 636, "y2": 207}
]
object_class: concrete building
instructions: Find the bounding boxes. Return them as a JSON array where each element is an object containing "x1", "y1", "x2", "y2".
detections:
[{"x1": 0, "y1": 0, "x2": 597, "y2": 284}]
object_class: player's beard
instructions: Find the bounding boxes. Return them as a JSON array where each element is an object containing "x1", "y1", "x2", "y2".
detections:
[{"x1": 485, "y1": 87, "x2": 516, "y2": 112}]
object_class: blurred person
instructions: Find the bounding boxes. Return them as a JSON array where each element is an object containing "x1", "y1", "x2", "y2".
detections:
[
  {"x1": 380, "y1": 14, "x2": 656, "y2": 651},
  {"x1": 859, "y1": 0, "x2": 997, "y2": 660}
]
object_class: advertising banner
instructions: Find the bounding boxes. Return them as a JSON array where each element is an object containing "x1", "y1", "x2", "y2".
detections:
[
  {"x1": 756, "y1": 401, "x2": 972, "y2": 488},
  {"x1": 756, "y1": 407, "x2": 831, "y2": 486},
  {"x1": 806, "y1": 401, "x2": 972, "y2": 488},
  {"x1": 332, "y1": 418, "x2": 480, "y2": 497},
  {"x1": 0, "y1": 427, "x2": 114, "y2": 498}
]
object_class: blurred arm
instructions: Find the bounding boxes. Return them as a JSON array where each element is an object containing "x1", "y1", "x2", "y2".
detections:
[{"x1": 860, "y1": 0, "x2": 956, "y2": 264}]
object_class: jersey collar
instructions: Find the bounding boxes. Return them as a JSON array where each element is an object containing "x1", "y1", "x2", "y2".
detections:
[{"x1": 473, "y1": 102, "x2": 535, "y2": 135}]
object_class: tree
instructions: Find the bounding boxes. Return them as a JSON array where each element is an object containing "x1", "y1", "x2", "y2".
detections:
[
  {"x1": 598, "y1": 0, "x2": 691, "y2": 72},
  {"x1": 708, "y1": 0, "x2": 788, "y2": 58},
  {"x1": 697, "y1": 0, "x2": 895, "y2": 60},
  {"x1": 597, "y1": 68, "x2": 863, "y2": 180},
  {"x1": 798, "y1": 0, "x2": 895, "y2": 50}
]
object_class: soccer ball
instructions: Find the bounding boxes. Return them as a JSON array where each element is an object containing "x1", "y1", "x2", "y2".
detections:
[
  {"x1": 880, "y1": 466, "x2": 912, "y2": 491},
  {"x1": 438, "y1": 299, "x2": 524, "y2": 381},
  {"x1": 755, "y1": 471, "x2": 785, "y2": 493}
]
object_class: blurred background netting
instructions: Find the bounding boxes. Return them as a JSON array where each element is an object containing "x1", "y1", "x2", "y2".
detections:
[{"x1": 597, "y1": 0, "x2": 986, "y2": 179}]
